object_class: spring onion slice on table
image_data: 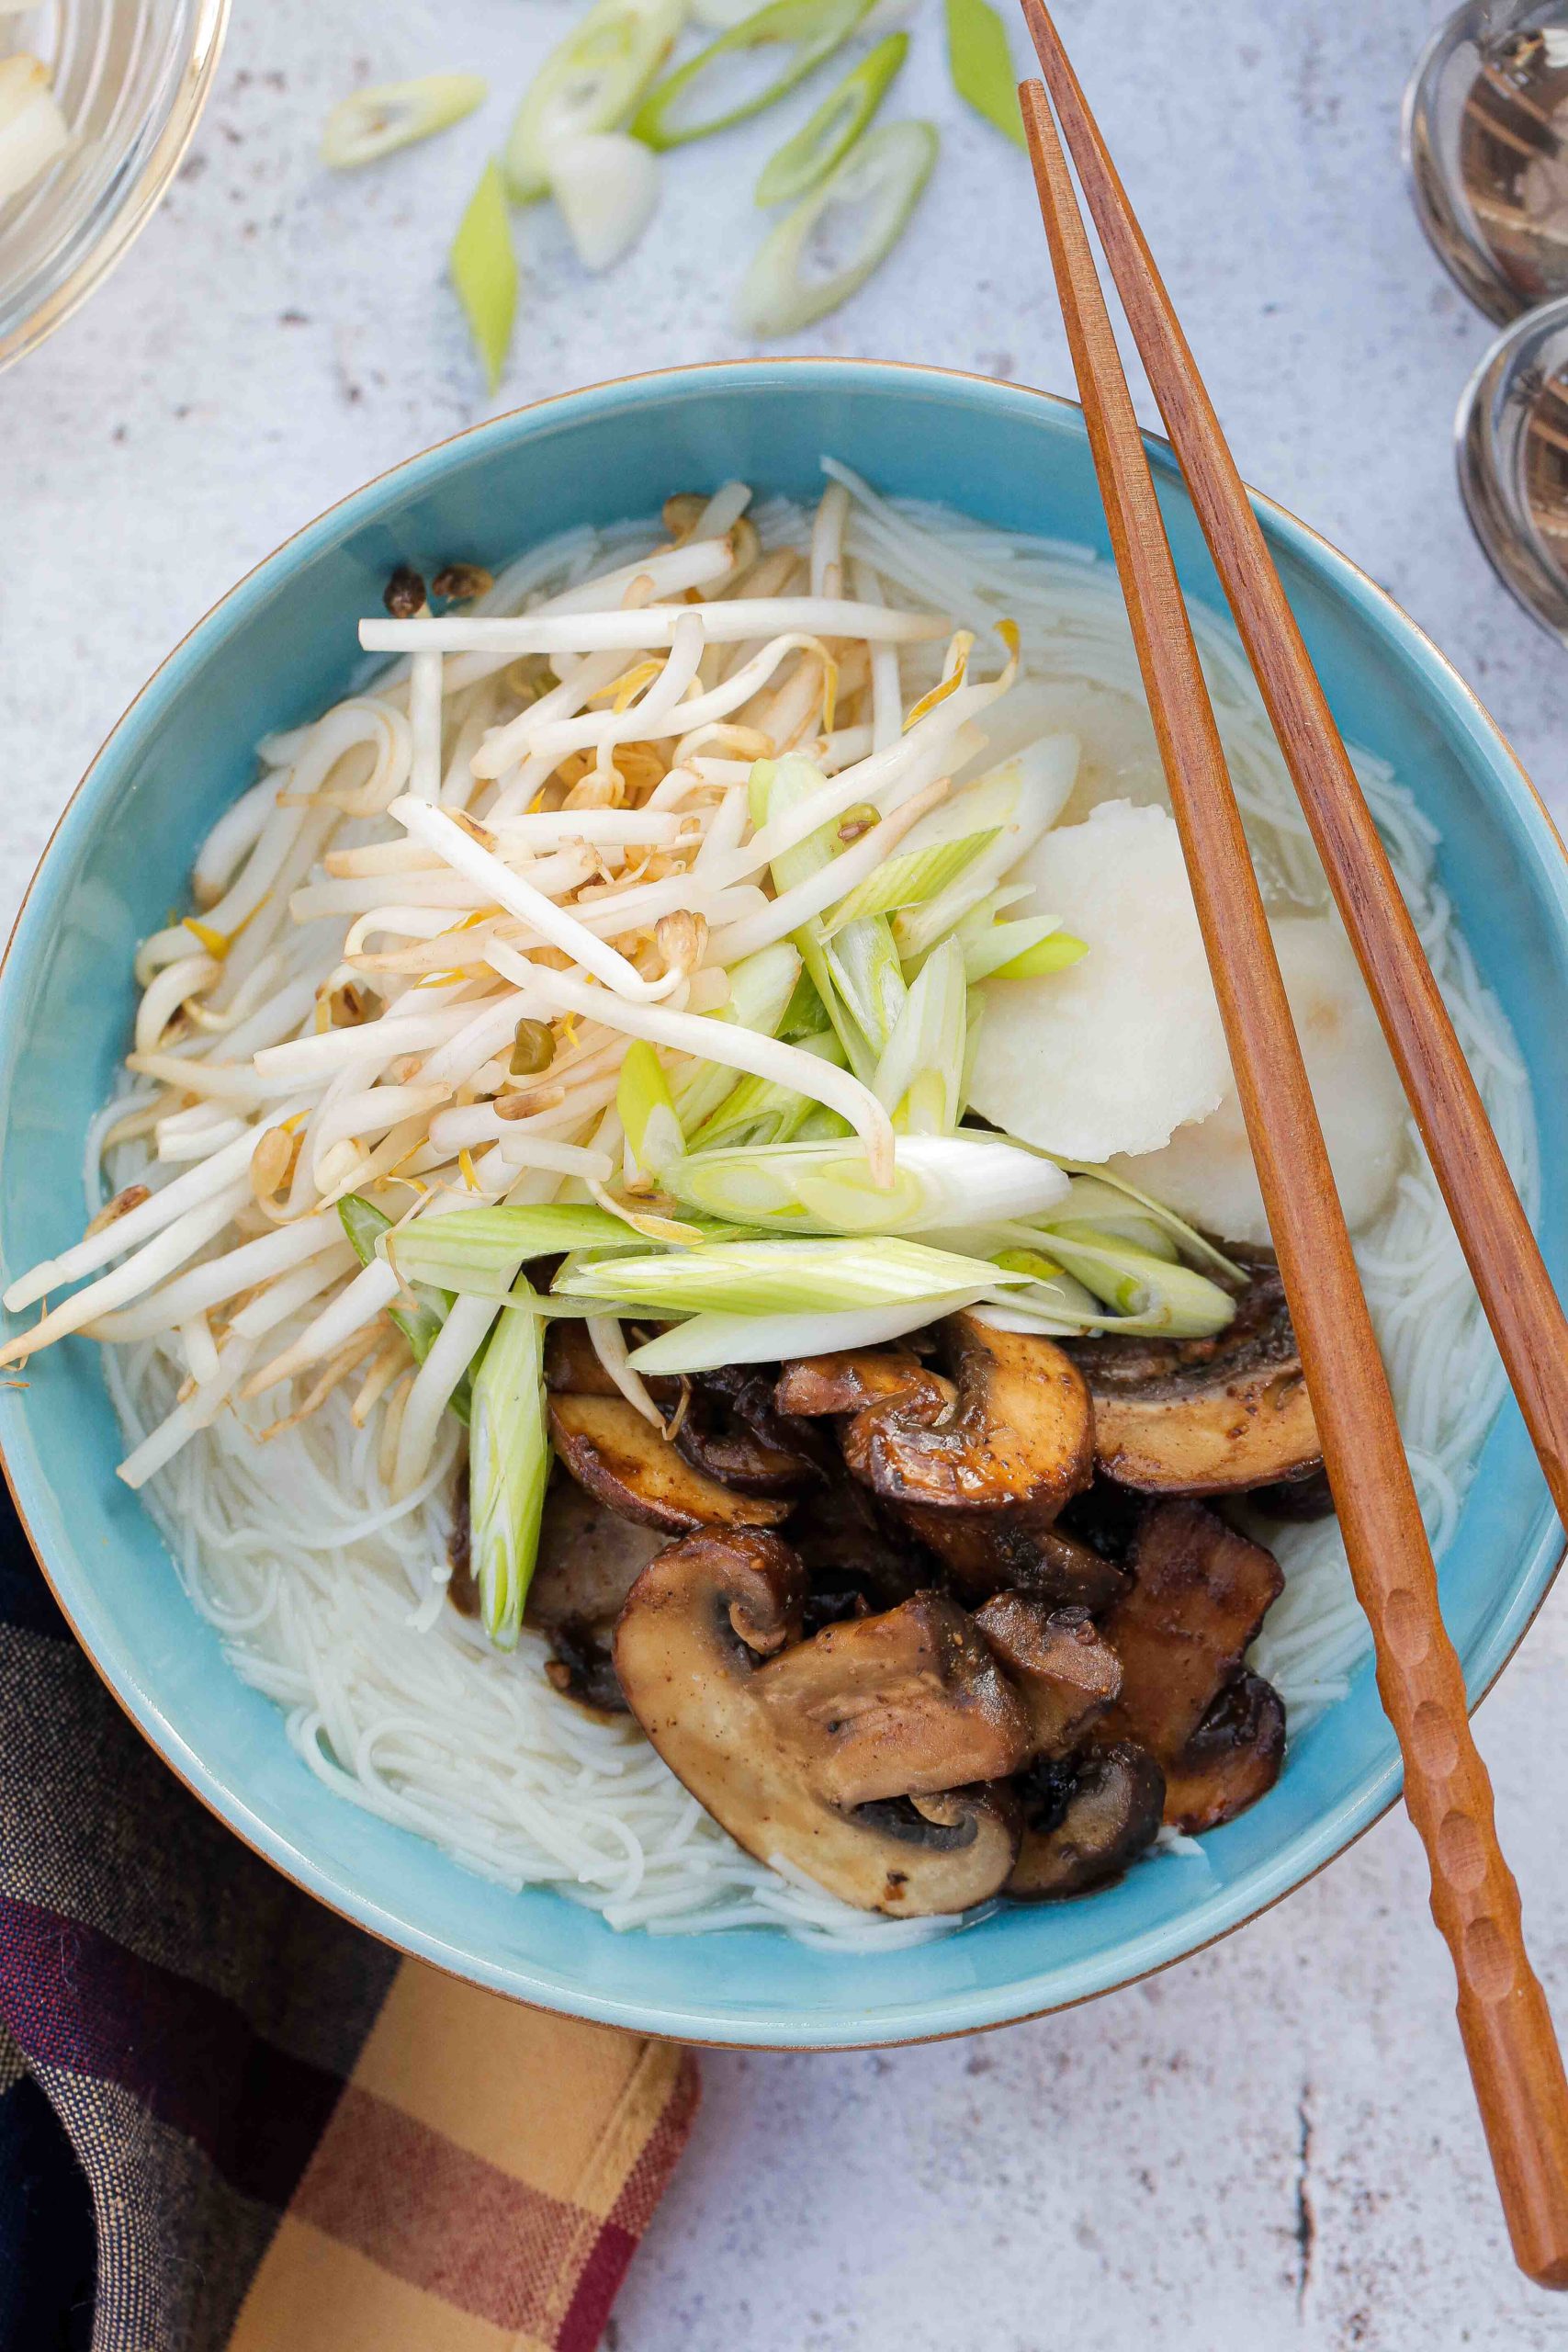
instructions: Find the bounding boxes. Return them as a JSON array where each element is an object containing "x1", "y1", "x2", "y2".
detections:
[
  {"x1": 504, "y1": 0, "x2": 686, "y2": 199},
  {"x1": 943, "y1": 0, "x2": 1026, "y2": 148},
  {"x1": 449, "y1": 160, "x2": 518, "y2": 392},
  {"x1": 0, "y1": 466, "x2": 1254, "y2": 1655},
  {"x1": 753, "y1": 31, "x2": 908, "y2": 204},
  {"x1": 736, "y1": 120, "x2": 939, "y2": 336},
  {"x1": 321, "y1": 74, "x2": 488, "y2": 169},
  {"x1": 633, "y1": 0, "x2": 874, "y2": 150}
]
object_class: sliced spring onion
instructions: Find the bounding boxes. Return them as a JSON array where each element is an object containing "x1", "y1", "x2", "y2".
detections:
[
  {"x1": 754, "y1": 32, "x2": 907, "y2": 205},
  {"x1": 0, "y1": 53, "x2": 66, "y2": 208},
  {"x1": 548, "y1": 130, "x2": 660, "y2": 271},
  {"x1": 449, "y1": 160, "x2": 517, "y2": 394},
  {"x1": 1035, "y1": 1165, "x2": 1246, "y2": 1283},
  {"x1": 872, "y1": 935, "x2": 966, "y2": 1134},
  {"x1": 338, "y1": 1194, "x2": 448, "y2": 1363},
  {"x1": 321, "y1": 74, "x2": 488, "y2": 170},
  {"x1": 754, "y1": 754, "x2": 881, "y2": 1083},
  {"x1": 822, "y1": 826, "x2": 1001, "y2": 936},
  {"x1": 633, "y1": 0, "x2": 872, "y2": 152},
  {"x1": 389, "y1": 1202, "x2": 662, "y2": 1294},
  {"x1": 558, "y1": 1234, "x2": 1021, "y2": 1317},
  {"x1": 821, "y1": 918, "x2": 906, "y2": 1056},
  {"x1": 1046, "y1": 1176, "x2": 1184, "y2": 1261},
  {"x1": 662, "y1": 1130, "x2": 1068, "y2": 1235},
  {"x1": 960, "y1": 911, "x2": 1080, "y2": 984},
  {"x1": 892, "y1": 740, "x2": 1077, "y2": 962},
  {"x1": 736, "y1": 119, "x2": 937, "y2": 337},
  {"x1": 987, "y1": 930, "x2": 1087, "y2": 981},
  {"x1": 468, "y1": 1273, "x2": 548, "y2": 1647},
  {"x1": 944, "y1": 0, "x2": 1025, "y2": 149},
  {"x1": 504, "y1": 0, "x2": 685, "y2": 201},
  {"x1": 626, "y1": 1294, "x2": 989, "y2": 1374},
  {"x1": 616, "y1": 1041, "x2": 684, "y2": 1177},
  {"x1": 671, "y1": 940, "x2": 802, "y2": 1135},
  {"x1": 687, "y1": 1029, "x2": 846, "y2": 1151},
  {"x1": 1025, "y1": 1225, "x2": 1235, "y2": 1337}
]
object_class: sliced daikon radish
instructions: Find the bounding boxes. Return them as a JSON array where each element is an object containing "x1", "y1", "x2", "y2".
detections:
[
  {"x1": 1112, "y1": 914, "x2": 1406, "y2": 1245},
  {"x1": 548, "y1": 130, "x2": 660, "y2": 271},
  {"x1": 0, "y1": 54, "x2": 66, "y2": 208},
  {"x1": 967, "y1": 798, "x2": 1229, "y2": 1160}
]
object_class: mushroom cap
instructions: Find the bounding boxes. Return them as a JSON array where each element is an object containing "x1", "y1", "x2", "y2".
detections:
[
  {"x1": 1100, "y1": 1498, "x2": 1283, "y2": 1763},
  {"x1": 650, "y1": 1362, "x2": 829, "y2": 1498},
  {"x1": 1007, "y1": 1741, "x2": 1166, "y2": 1900},
  {"x1": 780, "y1": 1316, "x2": 1092, "y2": 1524},
  {"x1": 895, "y1": 1505, "x2": 1128, "y2": 1610},
  {"x1": 756, "y1": 1591, "x2": 1036, "y2": 1807},
  {"x1": 614, "y1": 1532, "x2": 1023, "y2": 1915},
  {"x1": 1160, "y1": 1671, "x2": 1285, "y2": 1834},
  {"x1": 549, "y1": 1392, "x2": 790, "y2": 1532},
  {"x1": 974, "y1": 1595, "x2": 1122, "y2": 1755},
  {"x1": 526, "y1": 1474, "x2": 668, "y2": 1632},
  {"x1": 1069, "y1": 1249, "x2": 1320, "y2": 1494}
]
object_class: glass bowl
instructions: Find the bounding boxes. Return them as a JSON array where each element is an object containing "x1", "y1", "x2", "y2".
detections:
[{"x1": 0, "y1": 0, "x2": 227, "y2": 370}]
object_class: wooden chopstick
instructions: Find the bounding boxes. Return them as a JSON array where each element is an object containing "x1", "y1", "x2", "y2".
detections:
[
  {"x1": 1014, "y1": 54, "x2": 1568, "y2": 2290},
  {"x1": 1021, "y1": 0, "x2": 1568, "y2": 1537}
]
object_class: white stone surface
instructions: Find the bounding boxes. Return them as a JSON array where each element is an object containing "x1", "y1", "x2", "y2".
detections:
[{"x1": 3, "y1": 0, "x2": 1566, "y2": 2343}]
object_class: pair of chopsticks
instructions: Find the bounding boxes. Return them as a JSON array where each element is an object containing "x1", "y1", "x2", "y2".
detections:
[{"x1": 1016, "y1": 0, "x2": 1568, "y2": 2290}]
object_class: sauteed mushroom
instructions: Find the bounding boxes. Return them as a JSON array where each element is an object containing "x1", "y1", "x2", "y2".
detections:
[
  {"x1": 1008, "y1": 1741, "x2": 1167, "y2": 1900},
  {"x1": 1161, "y1": 1672, "x2": 1286, "y2": 1834},
  {"x1": 757, "y1": 1590, "x2": 1035, "y2": 1806},
  {"x1": 648, "y1": 1362, "x2": 827, "y2": 1498},
  {"x1": 777, "y1": 1316, "x2": 1095, "y2": 1594},
  {"x1": 524, "y1": 1476, "x2": 668, "y2": 1713},
  {"x1": 614, "y1": 1532, "x2": 1022, "y2": 1913},
  {"x1": 549, "y1": 1392, "x2": 790, "y2": 1532},
  {"x1": 1068, "y1": 1248, "x2": 1321, "y2": 1494},
  {"x1": 974, "y1": 1594, "x2": 1122, "y2": 1754},
  {"x1": 1100, "y1": 1497, "x2": 1286, "y2": 1831}
]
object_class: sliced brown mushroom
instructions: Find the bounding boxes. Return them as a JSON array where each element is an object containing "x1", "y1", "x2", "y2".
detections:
[
  {"x1": 1101, "y1": 1498, "x2": 1283, "y2": 1761},
  {"x1": 549, "y1": 1393, "x2": 789, "y2": 1532},
  {"x1": 647, "y1": 1362, "x2": 828, "y2": 1498},
  {"x1": 787, "y1": 1477, "x2": 936, "y2": 1633},
  {"x1": 1008, "y1": 1742, "x2": 1167, "y2": 1900},
  {"x1": 756, "y1": 1590, "x2": 1035, "y2": 1807},
  {"x1": 522, "y1": 1476, "x2": 669, "y2": 1713},
  {"x1": 1068, "y1": 1247, "x2": 1321, "y2": 1494},
  {"x1": 1160, "y1": 1672, "x2": 1286, "y2": 1834},
  {"x1": 1100, "y1": 1497, "x2": 1286, "y2": 1829},
  {"x1": 1247, "y1": 1464, "x2": 1335, "y2": 1522},
  {"x1": 544, "y1": 1320, "x2": 622, "y2": 1396},
  {"x1": 896, "y1": 1507, "x2": 1128, "y2": 1610},
  {"x1": 973, "y1": 1595, "x2": 1122, "y2": 1755},
  {"x1": 614, "y1": 1532, "x2": 1022, "y2": 1914},
  {"x1": 778, "y1": 1317, "x2": 1094, "y2": 1598}
]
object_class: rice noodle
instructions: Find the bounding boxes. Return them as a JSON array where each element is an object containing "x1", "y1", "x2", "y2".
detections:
[{"x1": 22, "y1": 471, "x2": 1533, "y2": 1949}]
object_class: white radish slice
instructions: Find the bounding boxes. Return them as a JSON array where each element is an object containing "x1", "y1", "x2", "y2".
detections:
[
  {"x1": 548, "y1": 130, "x2": 660, "y2": 271},
  {"x1": 967, "y1": 798, "x2": 1230, "y2": 1161},
  {"x1": 1112, "y1": 914, "x2": 1407, "y2": 1245},
  {"x1": 0, "y1": 54, "x2": 66, "y2": 209}
]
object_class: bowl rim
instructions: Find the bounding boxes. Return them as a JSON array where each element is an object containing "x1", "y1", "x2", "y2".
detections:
[
  {"x1": 4, "y1": 353, "x2": 1565, "y2": 2049},
  {"x1": 0, "y1": 0, "x2": 231, "y2": 374}
]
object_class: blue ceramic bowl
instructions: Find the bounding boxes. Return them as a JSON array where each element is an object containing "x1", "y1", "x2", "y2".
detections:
[{"x1": 4, "y1": 360, "x2": 1566, "y2": 2047}]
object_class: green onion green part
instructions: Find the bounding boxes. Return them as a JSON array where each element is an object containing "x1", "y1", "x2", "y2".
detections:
[
  {"x1": 944, "y1": 0, "x2": 1025, "y2": 149},
  {"x1": 449, "y1": 159, "x2": 517, "y2": 393},
  {"x1": 634, "y1": 0, "x2": 874, "y2": 151},
  {"x1": 558, "y1": 1233, "x2": 1022, "y2": 1317},
  {"x1": 736, "y1": 118, "x2": 938, "y2": 336},
  {"x1": 753, "y1": 31, "x2": 908, "y2": 205},
  {"x1": 616, "y1": 1040, "x2": 685, "y2": 1177}
]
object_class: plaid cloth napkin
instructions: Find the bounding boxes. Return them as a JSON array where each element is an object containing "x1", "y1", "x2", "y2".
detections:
[{"x1": 0, "y1": 1487, "x2": 698, "y2": 2352}]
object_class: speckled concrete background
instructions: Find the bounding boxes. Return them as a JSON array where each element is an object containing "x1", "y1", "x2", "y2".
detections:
[{"x1": 3, "y1": 0, "x2": 1566, "y2": 2343}]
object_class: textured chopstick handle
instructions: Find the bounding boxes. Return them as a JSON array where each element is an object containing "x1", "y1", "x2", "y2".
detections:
[{"x1": 1017, "y1": 51, "x2": 1568, "y2": 2289}]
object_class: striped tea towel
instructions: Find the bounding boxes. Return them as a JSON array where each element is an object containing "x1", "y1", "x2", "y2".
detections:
[{"x1": 0, "y1": 1486, "x2": 698, "y2": 2352}]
